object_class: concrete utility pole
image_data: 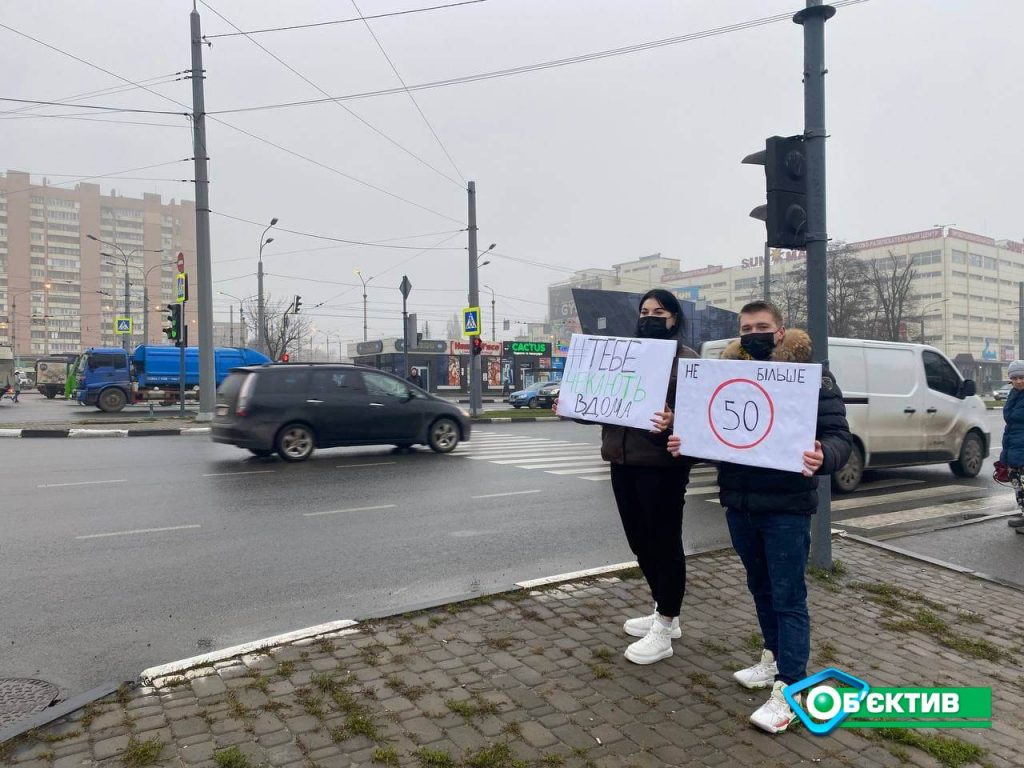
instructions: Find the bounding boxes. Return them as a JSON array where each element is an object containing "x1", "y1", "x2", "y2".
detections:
[
  {"x1": 1018, "y1": 282, "x2": 1023, "y2": 361},
  {"x1": 795, "y1": 0, "x2": 836, "y2": 569},
  {"x1": 190, "y1": 4, "x2": 215, "y2": 420},
  {"x1": 467, "y1": 182, "x2": 482, "y2": 415},
  {"x1": 763, "y1": 243, "x2": 771, "y2": 303}
]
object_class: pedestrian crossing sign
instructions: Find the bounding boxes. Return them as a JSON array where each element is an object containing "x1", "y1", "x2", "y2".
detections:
[
  {"x1": 463, "y1": 306, "x2": 481, "y2": 337},
  {"x1": 114, "y1": 317, "x2": 133, "y2": 334}
]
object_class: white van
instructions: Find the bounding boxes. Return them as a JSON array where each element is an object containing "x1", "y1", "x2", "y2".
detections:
[{"x1": 699, "y1": 337, "x2": 990, "y2": 492}]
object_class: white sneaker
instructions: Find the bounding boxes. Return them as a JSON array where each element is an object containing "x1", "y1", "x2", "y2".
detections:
[
  {"x1": 750, "y1": 681, "x2": 799, "y2": 734},
  {"x1": 623, "y1": 621, "x2": 675, "y2": 665},
  {"x1": 733, "y1": 649, "x2": 778, "y2": 689},
  {"x1": 623, "y1": 612, "x2": 681, "y2": 638}
]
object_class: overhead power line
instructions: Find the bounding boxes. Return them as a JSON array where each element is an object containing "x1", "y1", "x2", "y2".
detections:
[
  {"x1": 2, "y1": 158, "x2": 194, "y2": 196},
  {"x1": 203, "y1": 0, "x2": 487, "y2": 39},
  {"x1": 0, "y1": 96, "x2": 186, "y2": 115},
  {"x1": 210, "y1": 210, "x2": 465, "y2": 249},
  {"x1": 209, "y1": 0, "x2": 868, "y2": 116},
  {"x1": 349, "y1": 0, "x2": 464, "y2": 182},
  {"x1": 216, "y1": 229, "x2": 466, "y2": 263},
  {"x1": 0, "y1": 21, "x2": 464, "y2": 225},
  {"x1": 197, "y1": 0, "x2": 463, "y2": 188}
]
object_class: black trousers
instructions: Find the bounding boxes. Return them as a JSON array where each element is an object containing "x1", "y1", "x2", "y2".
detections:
[{"x1": 609, "y1": 463, "x2": 690, "y2": 618}]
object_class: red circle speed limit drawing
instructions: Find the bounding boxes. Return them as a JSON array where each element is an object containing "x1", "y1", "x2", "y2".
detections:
[{"x1": 707, "y1": 378, "x2": 775, "y2": 449}]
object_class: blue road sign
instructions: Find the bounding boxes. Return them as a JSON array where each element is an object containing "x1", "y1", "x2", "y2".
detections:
[
  {"x1": 114, "y1": 317, "x2": 133, "y2": 334},
  {"x1": 463, "y1": 306, "x2": 481, "y2": 337}
]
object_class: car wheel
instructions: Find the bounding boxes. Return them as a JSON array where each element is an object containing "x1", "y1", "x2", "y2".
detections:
[
  {"x1": 512, "y1": 404, "x2": 522, "y2": 409},
  {"x1": 276, "y1": 423, "x2": 315, "y2": 462},
  {"x1": 832, "y1": 443, "x2": 864, "y2": 493},
  {"x1": 98, "y1": 388, "x2": 127, "y2": 413},
  {"x1": 248, "y1": 448, "x2": 273, "y2": 458},
  {"x1": 428, "y1": 417, "x2": 460, "y2": 453},
  {"x1": 950, "y1": 432, "x2": 984, "y2": 478},
  {"x1": 527, "y1": 398, "x2": 537, "y2": 409}
]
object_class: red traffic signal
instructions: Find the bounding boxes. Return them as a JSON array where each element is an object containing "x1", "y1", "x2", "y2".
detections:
[
  {"x1": 471, "y1": 337, "x2": 483, "y2": 356},
  {"x1": 280, "y1": 353, "x2": 290, "y2": 363}
]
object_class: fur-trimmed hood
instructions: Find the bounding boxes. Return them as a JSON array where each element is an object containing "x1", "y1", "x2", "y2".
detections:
[{"x1": 721, "y1": 328, "x2": 813, "y2": 363}]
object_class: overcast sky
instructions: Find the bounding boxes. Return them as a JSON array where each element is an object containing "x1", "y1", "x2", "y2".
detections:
[{"x1": 3, "y1": 0, "x2": 1021, "y2": 345}]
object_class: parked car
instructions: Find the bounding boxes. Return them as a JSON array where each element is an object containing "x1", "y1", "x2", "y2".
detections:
[
  {"x1": 700, "y1": 337, "x2": 989, "y2": 492},
  {"x1": 992, "y1": 383, "x2": 1012, "y2": 401},
  {"x1": 212, "y1": 363, "x2": 471, "y2": 462},
  {"x1": 534, "y1": 382, "x2": 560, "y2": 409},
  {"x1": 507, "y1": 381, "x2": 559, "y2": 409}
]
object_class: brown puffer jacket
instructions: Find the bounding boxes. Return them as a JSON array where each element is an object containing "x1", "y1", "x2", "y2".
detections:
[{"x1": 600, "y1": 339, "x2": 698, "y2": 467}]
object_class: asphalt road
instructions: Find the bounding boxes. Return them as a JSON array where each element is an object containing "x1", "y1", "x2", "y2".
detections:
[{"x1": 2, "y1": 415, "x2": 1014, "y2": 700}]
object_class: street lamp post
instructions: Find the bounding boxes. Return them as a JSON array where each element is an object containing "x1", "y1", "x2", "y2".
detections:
[
  {"x1": 9, "y1": 288, "x2": 44, "y2": 368},
  {"x1": 218, "y1": 291, "x2": 254, "y2": 348},
  {"x1": 354, "y1": 268, "x2": 371, "y2": 342},
  {"x1": 88, "y1": 234, "x2": 163, "y2": 351},
  {"x1": 484, "y1": 284, "x2": 496, "y2": 340},
  {"x1": 257, "y1": 217, "x2": 278, "y2": 355},
  {"x1": 916, "y1": 298, "x2": 949, "y2": 344}
]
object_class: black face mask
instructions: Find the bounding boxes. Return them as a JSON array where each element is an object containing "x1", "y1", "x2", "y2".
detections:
[
  {"x1": 637, "y1": 316, "x2": 676, "y2": 339},
  {"x1": 740, "y1": 331, "x2": 777, "y2": 360}
]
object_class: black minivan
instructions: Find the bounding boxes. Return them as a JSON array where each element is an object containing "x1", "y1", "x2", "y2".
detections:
[{"x1": 212, "y1": 363, "x2": 471, "y2": 461}]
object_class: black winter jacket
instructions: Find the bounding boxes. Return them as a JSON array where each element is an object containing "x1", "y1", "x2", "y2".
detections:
[{"x1": 716, "y1": 329, "x2": 853, "y2": 515}]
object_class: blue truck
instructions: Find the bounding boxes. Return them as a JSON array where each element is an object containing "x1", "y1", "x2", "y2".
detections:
[{"x1": 77, "y1": 345, "x2": 270, "y2": 412}]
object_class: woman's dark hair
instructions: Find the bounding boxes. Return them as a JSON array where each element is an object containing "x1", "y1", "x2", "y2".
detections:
[{"x1": 637, "y1": 288, "x2": 686, "y2": 335}]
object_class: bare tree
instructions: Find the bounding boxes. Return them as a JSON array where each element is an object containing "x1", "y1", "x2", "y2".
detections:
[
  {"x1": 868, "y1": 250, "x2": 918, "y2": 341},
  {"x1": 242, "y1": 295, "x2": 311, "y2": 360},
  {"x1": 825, "y1": 242, "x2": 875, "y2": 338}
]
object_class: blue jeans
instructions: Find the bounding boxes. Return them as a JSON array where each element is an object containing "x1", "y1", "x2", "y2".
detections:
[{"x1": 726, "y1": 509, "x2": 811, "y2": 685}]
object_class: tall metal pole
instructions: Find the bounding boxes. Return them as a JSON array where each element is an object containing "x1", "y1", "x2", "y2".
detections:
[
  {"x1": 257, "y1": 256, "x2": 265, "y2": 353},
  {"x1": 796, "y1": 0, "x2": 836, "y2": 569},
  {"x1": 402, "y1": 291, "x2": 409, "y2": 379},
  {"x1": 240, "y1": 306, "x2": 246, "y2": 347},
  {"x1": 123, "y1": 265, "x2": 131, "y2": 352},
  {"x1": 229, "y1": 303, "x2": 234, "y2": 347},
  {"x1": 763, "y1": 242, "x2": 771, "y2": 303},
  {"x1": 467, "y1": 181, "x2": 482, "y2": 415},
  {"x1": 11, "y1": 295, "x2": 17, "y2": 369},
  {"x1": 190, "y1": 5, "x2": 215, "y2": 421}
]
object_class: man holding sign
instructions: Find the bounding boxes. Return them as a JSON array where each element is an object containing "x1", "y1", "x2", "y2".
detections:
[{"x1": 669, "y1": 301, "x2": 851, "y2": 734}]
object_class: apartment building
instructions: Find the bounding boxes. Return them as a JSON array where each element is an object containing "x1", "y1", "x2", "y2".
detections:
[{"x1": 0, "y1": 170, "x2": 196, "y2": 360}]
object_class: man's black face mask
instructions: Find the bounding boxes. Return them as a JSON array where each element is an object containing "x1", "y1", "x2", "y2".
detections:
[{"x1": 740, "y1": 331, "x2": 777, "y2": 361}]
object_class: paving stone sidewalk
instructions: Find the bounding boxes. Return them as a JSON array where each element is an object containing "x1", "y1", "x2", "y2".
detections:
[{"x1": 3, "y1": 538, "x2": 1021, "y2": 768}]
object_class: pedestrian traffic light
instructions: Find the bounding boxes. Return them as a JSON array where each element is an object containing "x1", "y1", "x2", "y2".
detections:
[
  {"x1": 743, "y1": 135, "x2": 808, "y2": 249},
  {"x1": 293, "y1": 295, "x2": 302, "y2": 314},
  {"x1": 163, "y1": 303, "x2": 182, "y2": 346},
  {"x1": 471, "y1": 337, "x2": 483, "y2": 356}
]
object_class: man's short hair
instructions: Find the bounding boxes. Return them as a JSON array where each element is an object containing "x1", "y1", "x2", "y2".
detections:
[{"x1": 739, "y1": 301, "x2": 784, "y2": 327}]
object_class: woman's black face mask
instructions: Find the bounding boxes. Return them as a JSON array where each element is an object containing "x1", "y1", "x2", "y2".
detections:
[
  {"x1": 740, "y1": 331, "x2": 777, "y2": 360},
  {"x1": 637, "y1": 316, "x2": 676, "y2": 339}
]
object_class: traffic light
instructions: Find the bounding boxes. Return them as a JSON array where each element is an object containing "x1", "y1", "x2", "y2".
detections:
[
  {"x1": 293, "y1": 295, "x2": 302, "y2": 314},
  {"x1": 280, "y1": 352, "x2": 290, "y2": 363},
  {"x1": 471, "y1": 337, "x2": 483, "y2": 356},
  {"x1": 743, "y1": 135, "x2": 808, "y2": 249},
  {"x1": 163, "y1": 303, "x2": 182, "y2": 346}
]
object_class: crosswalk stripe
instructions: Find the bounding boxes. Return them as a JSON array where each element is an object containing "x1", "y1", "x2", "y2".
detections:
[
  {"x1": 850, "y1": 478, "x2": 924, "y2": 492},
  {"x1": 546, "y1": 466, "x2": 618, "y2": 475},
  {"x1": 467, "y1": 452, "x2": 597, "y2": 462},
  {"x1": 686, "y1": 486, "x2": 720, "y2": 496},
  {"x1": 830, "y1": 484, "x2": 981, "y2": 512},
  {"x1": 494, "y1": 458, "x2": 607, "y2": 468},
  {"x1": 839, "y1": 496, "x2": 1018, "y2": 529}
]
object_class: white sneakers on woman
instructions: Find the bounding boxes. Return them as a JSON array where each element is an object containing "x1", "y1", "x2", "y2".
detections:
[
  {"x1": 622, "y1": 611, "x2": 680, "y2": 665},
  {"x1": 623, "y1": 611, "x2": 682, "y2": 638},
  {"x1": 732, "y1": 648, "x2": 778, "y2": 689}
]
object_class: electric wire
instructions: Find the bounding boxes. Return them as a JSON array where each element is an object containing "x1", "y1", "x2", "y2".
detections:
[
  {"x1": 215, "y1": 229, "x2": 466, "y2": 263},
  {"x1": 0, "y1": 73, "x2": 188, "y2": 117},
  {"x1": 208, "y1": 0, "x2": 868, "y2": 116},
  {"x1": 1, "y1": 159, "x2": 194, "y2": 196},
  {"x1": 0, "y1": 21, "x2": 464, "y2": 225},
  {"x1": 349, "y1": 0, "x2": 464, "y2": 182},
  {"x1": 203, "y1": 0, "x2": 487, "y2": 38},
  {"x1": 197, "y1": 0, "x2": 463, "y2": 188}
]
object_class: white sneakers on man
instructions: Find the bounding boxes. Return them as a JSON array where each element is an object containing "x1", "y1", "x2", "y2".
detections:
[
  {"x1": 750, "y1": 681, "x2": 800, "y2": 734},
  {"x1": 732, "y1": 649, "x2": 778, "y2": 689},
  {"x1": 624, "y1": 620, "x2": 676, "y2": 664},
  {"x1": 623, "y1": 611, "x2": 681, "y2": 639}
]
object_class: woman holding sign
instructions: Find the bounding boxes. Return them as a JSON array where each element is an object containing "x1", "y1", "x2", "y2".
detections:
[{"x1": 593, "y1": 289, "x2": 698, "y2": 665}]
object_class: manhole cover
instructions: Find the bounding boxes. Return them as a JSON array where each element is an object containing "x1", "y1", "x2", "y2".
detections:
[{"x1": 0, "y1": 679, "x2": 62, "y2": 728}]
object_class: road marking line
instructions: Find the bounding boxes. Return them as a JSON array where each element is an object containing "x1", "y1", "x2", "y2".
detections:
[
  {"x1": 686, "y1": 486, "x2": 720, "y2": 496},
  {"x1": 855, "y1": 478, "x2": 924, "y2": 492},
  {"x1": 335, "y1": 462, "x2": 397, "y2": 468},
  {"x1": 491, "y1": 456, "x2": 602, "y2": 466},
  {"x1": 838, "y1": 497, "x2": 1018, "y2": 529},
  {"x1": 471, "y1": 489, "x2": 543, "y2": 499},
  {"x1": 467, "y1": 450, "x2": 595, "y2": 460},
  {"x1": 38, "y1": 478, "x2": 127, "y2": 488},
  {"x1": 202, "y1": 470, "x2": 276, "y2": 477},
  {"x1": 456, "y1": 441, "x2": 582, "y2": 452},
  {"x1": 304, "y1": 504, "x2": 396, "y2": 517},
  {"x1": 547, "y1": 466, "x2": 616, "y2": 475},
  {"x1": 76, "y1": 524, "x2": 201, "y2": 540},
  {"x1": 831, "y1": 484, "x2": 981, "y2": 511},
  {"x1": 503, "y1": 460, "x2": 608, "y2": 470},
  {"x1": 580, "y1": 475, "x2": 611, "y2": 481}
]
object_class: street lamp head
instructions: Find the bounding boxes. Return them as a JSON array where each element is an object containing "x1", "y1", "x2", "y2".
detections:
[
  {"x1": 487, "y1": 243, "x2": 496, "y2": 251},
  {"x1": 87, "y1": 234, "x2": 98, "y2": 242},
  {"x1": 264, "y1": 237, "x2": 274, "y2": 245},
  {"x1": 269, "y1": 217, "x2": 278, "y2": 226},
  {"x1": 479, "y1": 260, "x2": 491, "y2": 268}
]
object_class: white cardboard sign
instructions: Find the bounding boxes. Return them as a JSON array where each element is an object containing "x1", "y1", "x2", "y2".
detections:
[
  {"x1": 673, "y1": 358, "x2": 821, "y2": 473},
  {"x1": 555, "y1": 334, "x2": 677, "y2": 430}
]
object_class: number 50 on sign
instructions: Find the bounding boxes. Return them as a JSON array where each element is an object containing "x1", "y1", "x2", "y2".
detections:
[{"x1": 673, "y1": 358, "x2": 821, "y2": 473}]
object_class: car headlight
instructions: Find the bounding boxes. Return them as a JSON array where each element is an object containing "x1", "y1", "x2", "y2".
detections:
[{"x1": 460, "y1": 408, "x2": 470, "y2": 418}]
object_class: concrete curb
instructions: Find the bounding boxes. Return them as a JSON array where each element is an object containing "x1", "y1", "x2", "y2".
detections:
[{"x1": 0, "y1": 426, "x2": 211, "y2": 438}]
